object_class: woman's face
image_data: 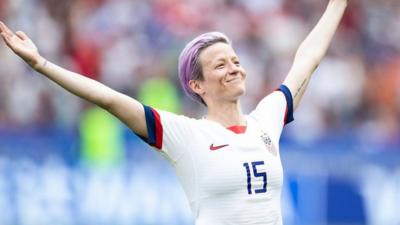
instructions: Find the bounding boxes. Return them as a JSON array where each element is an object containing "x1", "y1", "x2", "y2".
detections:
[{"x1": 196, "y1": 42, "x2": 247, "y2": 105}]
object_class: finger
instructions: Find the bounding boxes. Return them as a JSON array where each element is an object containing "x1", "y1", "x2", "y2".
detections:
[
  {"x1": 0, "y1": 32, "x2": 5, "y2": 42},
  {"x1": 0, "y1": 21, "x2": 14, "y2": 36},
  {"x1": 0, "y1": 21, "x2": 5, "y2": 33},
  {"x1": 0, "y1": 32, "x2": 9, "y2": 42},
  {"x1": 16, "y1": 31, "x2": 29, "y2": 41},
  {"x1": 0, "y1": 32, "x2": 13, "y2": 47}
]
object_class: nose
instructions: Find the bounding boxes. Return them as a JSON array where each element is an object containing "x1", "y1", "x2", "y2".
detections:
[{"x1": 227, "y1": 61, "x2": 239, "y2": 75}]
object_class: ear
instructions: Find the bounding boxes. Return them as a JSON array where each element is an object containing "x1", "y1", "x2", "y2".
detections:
[{"x1": 189, "y1": 79, "x2": 205, "y2": 96}]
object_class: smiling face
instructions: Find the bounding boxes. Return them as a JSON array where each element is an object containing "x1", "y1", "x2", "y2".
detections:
[{"x1": 190, "y1": 42, "x2": 247, "y2": 106}]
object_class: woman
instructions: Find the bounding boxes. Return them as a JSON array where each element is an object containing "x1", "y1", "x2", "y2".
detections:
[{"x1": 0, "y1": 0, "x2": 348, "y2": 224}]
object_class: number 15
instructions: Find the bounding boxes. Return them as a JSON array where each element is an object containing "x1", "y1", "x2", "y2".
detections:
[{"x1": 243, "y1": 161, "x2": 267, "y2": 195}]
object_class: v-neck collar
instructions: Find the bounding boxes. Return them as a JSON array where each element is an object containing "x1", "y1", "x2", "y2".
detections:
[
  {"x1": 202, "y1": 117, "x2": 248, "y2": 135},
  {"x1": 226, "y1": 125, "x2": 247, "y2": 134}
]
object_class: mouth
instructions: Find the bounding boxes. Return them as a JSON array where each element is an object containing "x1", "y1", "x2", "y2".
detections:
[{"x1": 226, "y1": 77, "x2": 242, "y2": 83}]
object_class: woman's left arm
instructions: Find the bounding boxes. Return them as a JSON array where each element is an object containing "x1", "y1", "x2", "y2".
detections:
[{"x1": 283, "y1": 0, "x2": 349, "y2": 110}]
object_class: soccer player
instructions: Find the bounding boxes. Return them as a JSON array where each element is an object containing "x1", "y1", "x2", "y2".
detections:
[{"x1": 0, "y1": 0, "x2": 348, "y2": 224}]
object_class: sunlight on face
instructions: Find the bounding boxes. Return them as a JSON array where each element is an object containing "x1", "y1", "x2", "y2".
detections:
[{"x1": 198, "y1": 42, "x2": 247, "y2": 104}]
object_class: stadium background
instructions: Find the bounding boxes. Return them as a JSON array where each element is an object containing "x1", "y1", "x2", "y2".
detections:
[{"x1": 0, "y1": 0, "x2": 399, "y2": 224}]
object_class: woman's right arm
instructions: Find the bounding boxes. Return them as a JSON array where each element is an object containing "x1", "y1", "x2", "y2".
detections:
[{"x1": 0, "y1": 21, "x2": 148, "y2": 138}]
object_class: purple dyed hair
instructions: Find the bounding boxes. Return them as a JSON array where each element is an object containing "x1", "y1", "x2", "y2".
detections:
[{"x1": 178, "y1": 32, "x2": 231, "y2": 106}]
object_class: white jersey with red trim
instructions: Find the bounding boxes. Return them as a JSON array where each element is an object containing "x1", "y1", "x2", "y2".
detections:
[{"x1": 142, "y1": 85, "x2": 294, "y2": 225}]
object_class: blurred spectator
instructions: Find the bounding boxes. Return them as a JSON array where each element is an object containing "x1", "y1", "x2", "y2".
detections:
[
  {"x1": 80, "y1": 107, "x2": 125, "y2": 169},
  {"x1": 0, "y1": 1, "x2": 399, "y2": 225},
  {"x1": 0, "y1": 0, "x2": 399, "y2": 150}
]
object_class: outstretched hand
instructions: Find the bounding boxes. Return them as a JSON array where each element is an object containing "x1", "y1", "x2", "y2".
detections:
[{"x1": 0, "y1": 21, "x2": 41, "y2": 68}]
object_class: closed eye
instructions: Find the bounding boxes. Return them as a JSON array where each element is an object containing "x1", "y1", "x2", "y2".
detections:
[
  {"x1": 215, "y1": 63, "x2": 225, "y2": 69},
  {"x1": 231, "y1": 56, "x2": 240, "y2": 66}
]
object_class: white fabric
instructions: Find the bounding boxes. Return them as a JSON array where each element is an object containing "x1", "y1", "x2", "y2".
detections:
[{"x1": 154, "y1": 91, "x2": 288, "y2": 225}]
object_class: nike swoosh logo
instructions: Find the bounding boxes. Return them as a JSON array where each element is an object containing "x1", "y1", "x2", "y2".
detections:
[{"x1": 209, "y1": 144, "x2": 229, "y2": 151}]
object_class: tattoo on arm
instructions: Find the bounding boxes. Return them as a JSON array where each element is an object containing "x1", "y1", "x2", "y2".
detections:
[
  {"x1": 43, "y1": 60, "x2": 48, "y2": 68},
  {"x1": 294, "y1": 78, "x2": 308, "y2": 99}
]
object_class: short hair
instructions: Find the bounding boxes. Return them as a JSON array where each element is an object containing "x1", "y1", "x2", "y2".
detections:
[{"x1": 178, "y1": 32, "x2": 231, "y2": 105}]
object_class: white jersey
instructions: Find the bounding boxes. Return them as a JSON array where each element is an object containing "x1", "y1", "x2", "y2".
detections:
[{"x1": 141, "y1": 85, "x2": 294, "y2": 225}]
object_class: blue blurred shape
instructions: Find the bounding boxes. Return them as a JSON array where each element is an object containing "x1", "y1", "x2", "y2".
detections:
[{"x1": 327, "y1": 178, "x2": 366, "y2": 224}]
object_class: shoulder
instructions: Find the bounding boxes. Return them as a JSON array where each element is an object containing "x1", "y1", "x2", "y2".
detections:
[
  {"x1": 249, "y1": 90, "x2": 285, "y2": 116},
  {"x1": 250, "y1": 85, "x2": 294, "y2": 125},
  {"x1": 144, "y1": 106, "x2": 206, "y2": 131}
]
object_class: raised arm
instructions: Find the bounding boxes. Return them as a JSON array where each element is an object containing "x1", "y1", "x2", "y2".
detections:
[
  {"x1": 0, "y1": 21, "x2": 148, "y2": 138},
  {"x1": 283, "y1": 0, "x2": 348, "y2": 110}
]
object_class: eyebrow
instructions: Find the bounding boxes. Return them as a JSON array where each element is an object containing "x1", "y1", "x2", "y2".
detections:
[{"x1": 213, "y1": 56, "x2": 239, "y2": 64}]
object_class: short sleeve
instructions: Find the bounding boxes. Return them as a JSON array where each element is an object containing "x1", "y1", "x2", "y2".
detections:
[
  {"x1": 249, "y1": 84, "x2": 294, "y2": 144},
  {"x1": 141, "y1": 105, "x2": 194, "y2": 162}
]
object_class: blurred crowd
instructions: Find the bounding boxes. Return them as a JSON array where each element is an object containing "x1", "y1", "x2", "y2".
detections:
[{"x1": 0, "y1": 0, "x2": 399, "y2": 150}]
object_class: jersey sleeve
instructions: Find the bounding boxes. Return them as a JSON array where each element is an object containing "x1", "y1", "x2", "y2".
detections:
[
  {"x1": 140, "y1": 105, "x2": 194, "y2": 163},
  {"x1": 249, "y1": 84, "x2": 294, "y2": 144}
]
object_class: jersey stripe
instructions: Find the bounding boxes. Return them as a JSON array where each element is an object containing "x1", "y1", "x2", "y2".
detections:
[
  {"x1": 143, "y1": 105, "x2": 163, "y2": 149},
  {"x1": 278, "y1": 84, "x2": 294, "y2": 125},
  {"x1": 151, "y1": 108, "x2": 163, "y2": 149}
]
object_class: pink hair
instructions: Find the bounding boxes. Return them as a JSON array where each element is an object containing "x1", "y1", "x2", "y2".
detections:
[{"x1": 178, "y1": 32, "x2": 231, "y2": 105}]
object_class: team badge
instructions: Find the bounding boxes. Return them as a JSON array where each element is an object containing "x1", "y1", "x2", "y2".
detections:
[
  {"x1": 260, "y1": 132, "x2": 272, "y2": 146},
  {"x1": 260, "y1": 131, "x2": 277, "y2": 156}
]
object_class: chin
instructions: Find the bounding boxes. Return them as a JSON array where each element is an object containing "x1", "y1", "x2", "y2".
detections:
[
  {"x1": 237, "y1": 83, "x2": 246, "y2": 95},
  {"x1": 231, "y1": 87, "x2": 246, "y2": 99},
  {"x1": 223, "y1": 81, "x2": 246, "y2": 100}
]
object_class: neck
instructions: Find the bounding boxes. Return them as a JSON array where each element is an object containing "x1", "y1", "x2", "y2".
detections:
[{"x1": 206, "y1": 100, "x2": 246, "y2": 128}]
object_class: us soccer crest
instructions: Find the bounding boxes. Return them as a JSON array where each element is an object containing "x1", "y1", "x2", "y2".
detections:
[
  {"x1": 260, "y1": 132, "x2": 272, "y2": 146},
  {"x1": 260, "y1": 131, "x2": 277, "y2": 156}
]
